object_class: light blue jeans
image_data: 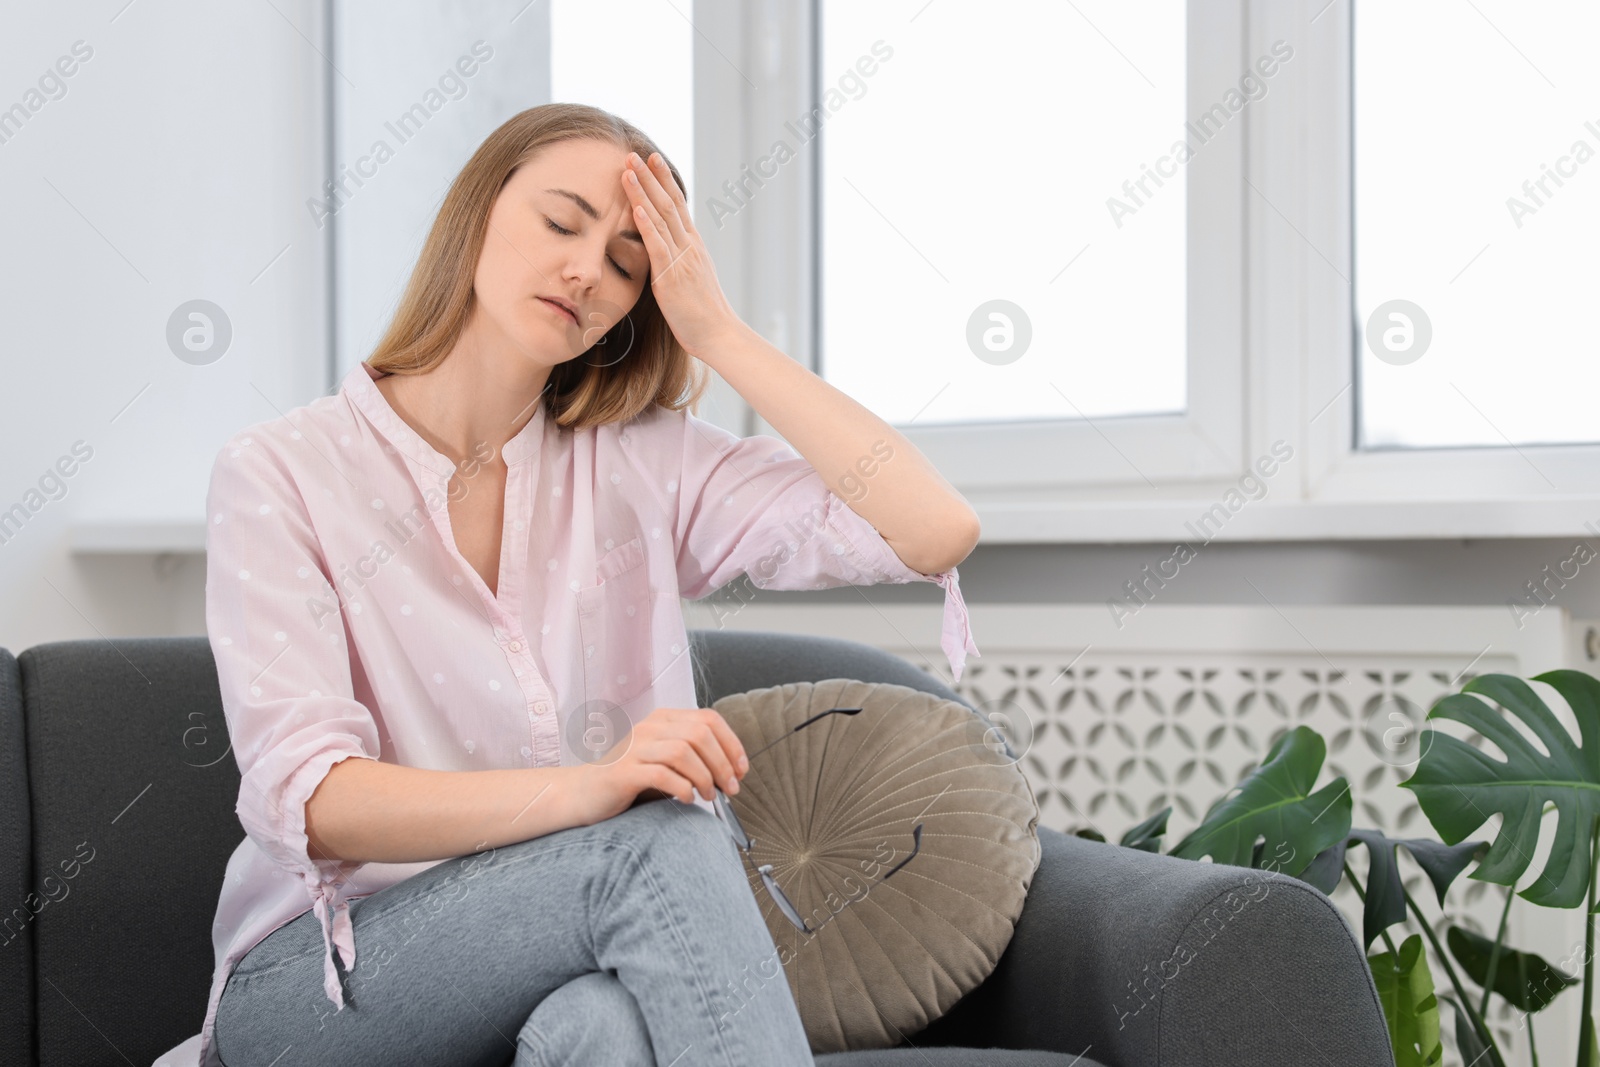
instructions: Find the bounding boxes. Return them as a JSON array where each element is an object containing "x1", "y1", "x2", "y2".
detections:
[{"x1": 213, "y1": 797, "x2": 815, "y2": 1066}]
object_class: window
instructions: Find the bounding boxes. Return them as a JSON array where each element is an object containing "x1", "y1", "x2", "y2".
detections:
[
  {"x1": 710, "y1": 0, "x2": 1600, "y2": 538},
  {"x1": 799, "y1": 1, "x2": 1249, "y2": 496},
  {"x1": 552, "y1": 0, "x2": 694, "y2": 198},
  {"x1": 1353, "y1": 0, "x2": 1600, "y2": 451},
  {"x1": 817, "y1": 1, "x2": 1187, "y2": 426}
]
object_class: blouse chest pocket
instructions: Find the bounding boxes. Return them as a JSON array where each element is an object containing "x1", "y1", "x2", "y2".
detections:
[{"x1": 575, "y1": 537, "x2": 655, "y2": 710}]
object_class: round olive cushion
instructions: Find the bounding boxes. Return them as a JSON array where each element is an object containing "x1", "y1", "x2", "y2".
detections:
[{"x1": 712, "y1": 677, "x2": 1042, "y2": 1053}]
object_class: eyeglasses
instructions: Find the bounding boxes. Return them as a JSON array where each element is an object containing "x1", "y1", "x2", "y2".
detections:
[{"x1": 711, "y1": 705, "x2": 925, "y2": 934}]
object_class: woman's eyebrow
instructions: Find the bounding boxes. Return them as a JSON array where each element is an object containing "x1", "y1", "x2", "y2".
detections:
[{"x1": 543, "y1": 188, "x2": 644, "y2": 244}]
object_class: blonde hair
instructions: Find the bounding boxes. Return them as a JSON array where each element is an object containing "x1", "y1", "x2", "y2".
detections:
[{"x1": 365, "y1": 103, "x2": 710, "y2": 429}]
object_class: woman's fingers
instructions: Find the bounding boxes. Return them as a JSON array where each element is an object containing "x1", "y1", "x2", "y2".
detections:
[
  {"x1": 644, "y1": 150, "x2": 691, "y2": 217},
  {"x1": 645, "y1": 765, "x2": 695, "y2": 806},
  {"x1": 670, "y1": 708, "x2": 746, "y2": 795},
  {"x1": 622, "y1": 162, "x2": 675, "y2": 271},
  {"x1": 628, "y1": 197, "x2": 669, "y2": 279},
  {"x1": 696, "y1": 707, "x2": 749, "y2": 779},
  {"x1": 640, "y1": 739, "x2": 716, "y2": 806},
  {"x1": 626, "y1": 151, "x2": 690, "y2": 248},
  {"x1": 632, "y1": 707, "x2": 749, "y2": 806},
  {"x1": 659, "y1": 716, "x2": 739, "y2": 793}
]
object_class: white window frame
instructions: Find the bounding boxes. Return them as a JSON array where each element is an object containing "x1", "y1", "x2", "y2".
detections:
[
  {"x1": 695, "y1": 0, "x2": 1600, "y2": 544},
  {"x1": 1273, "y1": 0, "x2": 1600, "y2": 518}
]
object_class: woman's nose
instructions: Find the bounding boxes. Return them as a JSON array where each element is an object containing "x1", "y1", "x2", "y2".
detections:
[{"x1": 565, "y1": 249, "x2": 604, "y2": 286}]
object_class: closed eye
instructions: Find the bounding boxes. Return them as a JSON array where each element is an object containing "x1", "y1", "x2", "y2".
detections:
[{"x1": 545, "y1": 218, "x2": 634, "y2": 281}]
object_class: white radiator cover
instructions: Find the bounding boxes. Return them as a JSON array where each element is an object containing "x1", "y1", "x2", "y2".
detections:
[{"x1": 690, "y1": 599, "x2": 1600, "y2": 1067}]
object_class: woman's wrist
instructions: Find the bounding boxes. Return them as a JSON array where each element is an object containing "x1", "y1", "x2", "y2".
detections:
[
  {"x1": 552, "y1": 762, "x2": 606, "y2": 829},
  {"x1": 685, "y1": 314, "x2": 754, "y2": 367}
]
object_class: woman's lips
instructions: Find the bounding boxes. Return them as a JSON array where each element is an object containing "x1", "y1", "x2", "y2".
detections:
[{"x1": 538, "y1": 297, "x2": 578, "y2": 325}]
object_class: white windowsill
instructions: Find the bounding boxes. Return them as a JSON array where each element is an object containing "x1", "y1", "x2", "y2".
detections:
[
  {"x1": 67, "y1": 495, "x2": 1600, "y2": 558},
  {"x1": 70, "y1": 521, "x2": 210, "y2": 554},
  {"x1": 977, "y1": 497, "x2": 1600, "y2": 544}
]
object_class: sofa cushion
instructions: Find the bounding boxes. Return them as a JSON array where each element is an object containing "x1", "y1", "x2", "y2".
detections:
[
  {"x1": 714, "y1": 678, "x2": 1041, "y2": 1054},
  {"x1": 816, "y1": 1048, "x2": 1106, "y2": 1066}
]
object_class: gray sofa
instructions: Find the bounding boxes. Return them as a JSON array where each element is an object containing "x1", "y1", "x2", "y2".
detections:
[{"x1": 0, "y1": 630, "x2": 1395, "y2": 1066}]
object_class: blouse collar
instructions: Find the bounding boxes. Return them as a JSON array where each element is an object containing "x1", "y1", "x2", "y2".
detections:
[{"x1": 342, "y1": 360, "x2": 547, "y2": 476}]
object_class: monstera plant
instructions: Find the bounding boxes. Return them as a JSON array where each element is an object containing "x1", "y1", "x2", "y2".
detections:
[
  {"x1": 1076, "y1": 669, "x2": 1600, "y2": 1067},
  {"x1": 1403, "y1": 669, "x2": 1600, "y2": 1067}
]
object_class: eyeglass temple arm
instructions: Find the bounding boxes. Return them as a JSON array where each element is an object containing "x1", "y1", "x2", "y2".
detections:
[
  {"x1": 743, "y1": 707, "x2": 864, "y2": 762},
  {"x1": 882, "y1": 824, "x2": 923, "y2": 880}
]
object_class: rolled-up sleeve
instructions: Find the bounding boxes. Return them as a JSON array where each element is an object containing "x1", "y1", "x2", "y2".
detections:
[
  {"x1": 204, "y1": 435, "x2": 379, "y2": 1013},
  {"x1": 669, "y1": 411, "x2": 980, "y2": 682}
]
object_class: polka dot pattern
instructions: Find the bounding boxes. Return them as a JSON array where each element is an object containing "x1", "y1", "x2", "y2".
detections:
[{"x1": 195, "y1": 362, "x2": 976, "y2": 1055}]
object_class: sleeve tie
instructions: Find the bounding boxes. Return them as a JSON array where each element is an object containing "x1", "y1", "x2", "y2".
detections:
[
  {"x1": 309, "y1": 873, "x2": 357, "y2": 1010},
  {"x1": 930, "y1": 567, "x2": 979, "y2": 684}
]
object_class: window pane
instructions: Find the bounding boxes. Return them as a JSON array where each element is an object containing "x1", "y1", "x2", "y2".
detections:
[
  {"x1": 819, "y1": 1, "x2": 1186, "y2": 426},
  {"x1": 551, "y1": 0, "x2": 693, "y2": 201},
  {"x1": 1354, "y1": 0, "x2": 1600, "y2": 449}
]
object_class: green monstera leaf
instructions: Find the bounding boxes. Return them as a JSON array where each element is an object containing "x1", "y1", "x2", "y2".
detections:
[
  {"x1": 1121, "y1": 806, "x2": 1171, "y2": 853},
  {"x1": 1441, "y1": 995, "x2": 1492, "y2": 1067},
  {"x1": 1371, "y1": 934, "x2": 1444, "y2": 1067},
  {"x1": 1447, "y1": 925, "x2": 1579, "y2": 1013},
  {"x1": 1302, "y1": 830, "x2": 1485, "y2": 950},
  {"x1": 1401, "y1": 670, "x2": 1600, "y2": 909},
  {"x1": 1170, "y1": 726, "x2": 1351, "y2": 878}
]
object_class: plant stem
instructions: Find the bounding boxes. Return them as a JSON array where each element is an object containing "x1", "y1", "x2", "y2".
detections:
[
  {"x1": 1519, "y1": 950, "x2": 1539, "y2": 1067},
  {"x1": 1343, "y1": 861, "x2": 1400, "y2": 957},
  {"x1": 1401, "y1": 883, "x2": 1505, "y2": 1067},
  {"x1": 1583, "y1": 814, "x2": 1599, "y2": 1067},
  {"x1": 1478, "y1": 882, "x2": 1514, "y2": 1019},
  {"x1": 1523, "y1": 802, "x2": 1561, "y2": 1067}
]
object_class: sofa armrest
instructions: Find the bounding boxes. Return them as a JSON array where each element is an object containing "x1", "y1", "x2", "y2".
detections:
[{"x1": 920, "y1": 826, "x2": 1395, "y2": 1067}]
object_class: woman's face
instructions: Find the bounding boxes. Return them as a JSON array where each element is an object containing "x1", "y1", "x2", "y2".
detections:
[{"x1": 472, "y1": 137, "x2": 654, "y2": 366}]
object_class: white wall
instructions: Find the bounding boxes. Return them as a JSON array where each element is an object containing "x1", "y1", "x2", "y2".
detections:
[
  {"x1": 0, "y1": 0, "x2": 330, "y2": 650},
  {"x1": 330, "y1": 1, "x2": 551, "y2": 377},
  {"x1": 3, "y1": 3, "x2": 1598, "y2": 671},
  {"x1": 0, "y1": 1, "x2": 552, "y2": 653}
]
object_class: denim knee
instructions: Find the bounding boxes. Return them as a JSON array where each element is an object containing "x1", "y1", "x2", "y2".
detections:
[
  {"x1": 619, "y1": 797, "x2": 741, "y2": 877},
  {"x1": 516, "y1": 970, "x2": 653, "y2": 1067}
]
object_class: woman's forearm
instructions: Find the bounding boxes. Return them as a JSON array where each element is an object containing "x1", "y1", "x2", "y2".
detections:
[
  {"x1": 303, "y1": 756, "x2": 586, "y2": 865},
  {"x1": 698, "y1": 320, "x2": 980, "y2": 575}
]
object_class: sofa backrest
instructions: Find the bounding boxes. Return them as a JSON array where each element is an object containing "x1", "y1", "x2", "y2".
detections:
[
  {"x1": 12, "y1": 636, "x2": 241, "y2": 1067},
  {"x1": 1, "y1": 629, "x2": 975, "y2": 1065},
  {"x1": 2, "y1": 646, "x2": 33, "y2": 1067}
]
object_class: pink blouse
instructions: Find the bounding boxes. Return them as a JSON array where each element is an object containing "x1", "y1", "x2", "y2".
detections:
[{"x1": 155, "y1": 360, "x2": 978, "y2": 1067}]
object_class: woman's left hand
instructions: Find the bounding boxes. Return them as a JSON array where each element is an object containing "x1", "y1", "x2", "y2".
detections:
[{"x1": 621, "y1": 150, "x2": 744, "y2": 362}]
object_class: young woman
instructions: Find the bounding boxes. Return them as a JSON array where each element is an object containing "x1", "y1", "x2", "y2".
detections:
[{"x1": 185, "y1": 103, "x2": 979, "y2": 1067}]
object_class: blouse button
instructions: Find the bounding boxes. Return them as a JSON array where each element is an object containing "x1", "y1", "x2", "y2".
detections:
[
  {"x1": 533, "y1": 701, "x2": 551, "y2": 716},
  {"x1": 509, "y1": 640, "x2": 522, "y2": 652}
]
